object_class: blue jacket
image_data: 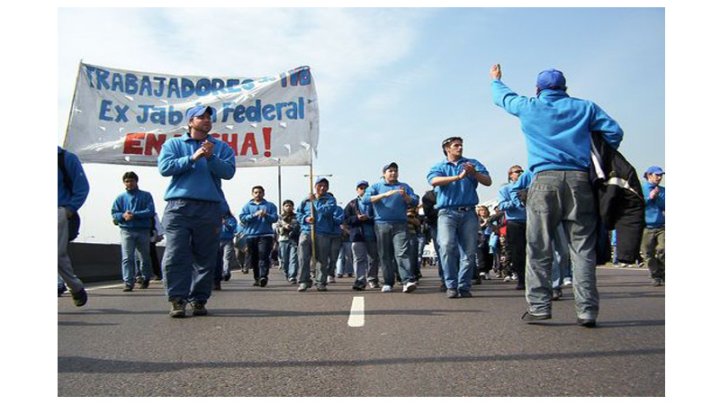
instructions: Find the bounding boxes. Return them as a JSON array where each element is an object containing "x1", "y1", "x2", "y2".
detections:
[
  {"x1": 239, "y1": 199, "x2": 278, "y2": 238},
  {"x1": 220, "y1": 214, "x2": 238, "y2": 241},
  {"x1": 328, "y1": 205, "x2": 346, "y2": 237},
  {"x1": 297, "y1": 193, "x2": 338, "y2": 235},
  {"x1": 58, "y1": 147, "x2": 90, "y2": 212},
  {"x1": 427, "y1": 157, "x2": 490, "y2": 209},
  {"x1": 643, "y1": 182, "x2": 665, "y2": 228},
  {"x1": 158, "y1": 134, "x2": 236, "y2": 202},
  {"x1": 363, "y1": 181, "x2": 419, "y2": 224},
  {"x1": 492, "y1": 80, "x2": 623, "y2": 173},
  {"x1": 498, "y1": 181, "x2": 526, "y2": 222},
  {"x1": 111, "y1": 189, "x2": 156, "y2": 229}
]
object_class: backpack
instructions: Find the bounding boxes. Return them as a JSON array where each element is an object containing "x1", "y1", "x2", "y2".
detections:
[{"x1": 58, "y1": 149, "x2": 81, "y2": 241}]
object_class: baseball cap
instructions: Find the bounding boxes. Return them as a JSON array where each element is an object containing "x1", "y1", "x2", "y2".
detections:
[
  {"x1": 356, "y1": 180, "x2": 369, "y2": 188},
  {"x1": 314, "y1": 177, "x2": 329, "y2": 186},
  {"x1": 645, "y1": 166, "x2": 665, "y2": 177},
  {"x1": 185, "y1": 105, "x2": 215, "y2": 122},
  {"x1": 383, "y1": 162, "x2": 398, "y2": 172},
  {"x1": 536, "y1": 69, "x2": 567, "y2": 91}
]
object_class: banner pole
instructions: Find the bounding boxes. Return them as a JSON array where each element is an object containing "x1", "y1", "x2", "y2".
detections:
[
  {"x1": 62, "y1": 60, "x2": 83, "y2": 149},
  {"x1": 310, "y1": 155, "x2": 317, "y2": 266}
]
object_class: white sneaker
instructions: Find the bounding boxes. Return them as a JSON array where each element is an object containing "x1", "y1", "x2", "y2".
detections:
[
  {"x1": 503, "y1": 276, "x2": 512, "y2": 282},
  {"x1": 479, "y1": 272, "x2": 487, "y2": 280},
  {"x1": 511, "y1": 273, "x2": 518, "y2": 281},
  {"x1": 403, "y1": 281, "x2": 417, "y2": 293},
  {"x1": 562, "y1": 277, "x2": 572, "y2": 286},
  {"x1": 381, "y1": 285, "x2": 393, "y2": 293},
  {"x1": 328, "y1": 276, "x2": 336, "y2": 283}
]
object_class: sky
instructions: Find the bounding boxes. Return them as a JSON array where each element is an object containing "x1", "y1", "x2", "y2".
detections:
[{"x1": 56, "y1": 6, "x2": 665, "y2": 245}]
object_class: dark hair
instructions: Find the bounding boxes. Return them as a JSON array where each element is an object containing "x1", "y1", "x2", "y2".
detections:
[
  {"x1": 441, "y1": 136, "x2": 463, "y2": 156},
  {"x1": 122, "y1": 171, "x2": 138, "y2": 181},
  {"x1": 282, "y1": 199, "x2": 294, "y2": 206},
  {"x1": 252, "y1": 185, "x2": 265, "y2": 193}
]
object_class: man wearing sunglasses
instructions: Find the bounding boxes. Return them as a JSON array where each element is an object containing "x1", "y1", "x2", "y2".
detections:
[
  {"x1": 497, "y1": 165, "x2": 527, "y2": 291},
  {"x1": 427, "y1": 137, "x2": 492, "y2": 298}
]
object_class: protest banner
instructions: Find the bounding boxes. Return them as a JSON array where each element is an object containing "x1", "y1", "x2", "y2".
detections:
[{"x1": 64, "y1": 62, "x2": 319, "y2": 167}]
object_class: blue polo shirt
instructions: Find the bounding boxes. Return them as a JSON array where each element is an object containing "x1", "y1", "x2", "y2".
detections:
[
  {"x1": 363, "y1": 181, "x2": 419, "y2": 223},
  {"x1": 427, "y1": 157, "x2": 489, "y2": 209}
]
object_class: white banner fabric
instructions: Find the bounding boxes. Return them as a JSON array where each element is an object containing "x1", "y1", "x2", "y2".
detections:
[{"x1": 64, "y1": 63, "x2": 319, "y2": 167}]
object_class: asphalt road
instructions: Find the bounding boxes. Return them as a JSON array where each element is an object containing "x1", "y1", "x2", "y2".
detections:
[{"x1": 58, "y1": 266, "x2": 664, "y2": 397}]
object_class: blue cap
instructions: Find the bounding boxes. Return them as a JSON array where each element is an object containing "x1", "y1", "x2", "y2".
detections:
[
  {"x1": 645, "y1": 165, "x2": 665, "y2": 177},
  {"x1": 315, "y1": 177, "x2": 329, "y2": 186},
  {"x1": 536, "y1": 69, "x2": 567, "y2": 91},
  {"x1": 382, "y1": 162, "x2": 398, "y2": 172},
  {"x1": 356, "y1": 180, "x2": 369, "y2": 188},
  {"x1": 185, "y1": 105, "x2": 214, "y2": 122}
]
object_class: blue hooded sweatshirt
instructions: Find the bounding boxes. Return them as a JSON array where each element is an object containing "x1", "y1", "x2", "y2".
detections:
[
  {"x1": 642, "y1": 182, "x2": 665, "y2": 228},
  {"x1": 492, "y1": 80, "x2": 623, "y2": 173},
  {"x1": 297, "y1": 193, "x2": 338, "y2": 235}
]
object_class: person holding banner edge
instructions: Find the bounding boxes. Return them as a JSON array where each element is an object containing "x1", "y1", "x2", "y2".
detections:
[{"x1": 157, "y1": 105, "x2": 236, "y2": 318}]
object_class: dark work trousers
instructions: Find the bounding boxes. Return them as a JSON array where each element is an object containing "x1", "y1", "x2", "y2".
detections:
[
  {"x1": 247, "y1": 236, "x2": 274, "y2": 281},
  {"x1": 506, "y1": 220, "x2": 527, "y2": 288}
]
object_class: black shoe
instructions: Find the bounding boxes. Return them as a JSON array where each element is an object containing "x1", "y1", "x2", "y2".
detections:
[
  {"x1": 58, "y1": 284, "x2": 67, "y2": 297},
  {"x1": 223, "y1": 272, "x2": 231, "y2": 282},
  {"x1": 440, "y1": 284, "x2": 448, "y2": 292},
  {"x1": 652, "y1": 278, "x2": 663, "y2": 287},
  {"x1": 577, "y1": 318, "x2": 597, "y2": 328},
  {"x1": 123, "y1": 284, "x2": 133, "y2": 292},
  {"x1": 169, "y1": 300, "x2": 187, "y2": 318},
  {"x1": 551, "y1": 288, "x2": 563, "y2": 301},
  {"x1": 140, "y1": 279, "x2": 150, "y2": 289},
  {"x1": 253, "y1": 280, "x2": 260, "y2": 287},
  {"x1": 459, "y1": 290, "x2": 473, "y2": 298},
  {"x1": 521, "y1": 311, "x2": 551, "y2": 322},
  {"x1": 259, "y1": 277, "x2": 268, "y2": 287},
  {"x1": 352, "y1": 283, "x2": 366, "y2": 291},
  {"x1": 71, "y1": 288, "x2": 88, "y2": 307},
  {"x1": 191, "y1": 301, "x2": 208, "y2": 316},
  {"x1": 446, "y1": 288, "x2": 459, "y2": 299},
  {"x1": 213, "y1": 280, "x2": 222, "y2": 291}
]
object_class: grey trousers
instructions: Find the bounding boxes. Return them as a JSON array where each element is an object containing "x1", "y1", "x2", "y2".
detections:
[
  {"x1": 525, "y1": 171, "x2": 598, "y2": 320},
  {"x1": 58, "y1": 207, "x2": 85, "y2": 293}
]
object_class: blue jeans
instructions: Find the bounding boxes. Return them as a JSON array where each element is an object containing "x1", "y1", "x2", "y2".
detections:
[
  {"x1": 374, "y1": 222, "x2": 414, "y2": 286},
  {"x1": 351, "y1": 240, "x2": 379, "y2": 285},
  {"x1": 162, "y1": 199, "x2": 221, "y2": 303},
  {"x1": 430, "y1": 225, "x2": 443, "y2": 280},
  {"x1": 437, "y1": 208, "x2": 478, "y2": 292},
  {"x1": 551, "y1": 223, "x2": 572, "y2": 289},
  {"x1": 297, "y1": 232, "x2": 332, "y2": 286},
  {"x1": 336, "y1": 241, "x2": 353, "y2": 276},
  {"x1": 279, "y1": 240, "x2": 299, "y2": 280},
  {"x1": 526, "y1": 171, "x2": 598, "y2": 320},
  {"x1": 120, "y1": 228, "x2": 152, "y2": 285}
]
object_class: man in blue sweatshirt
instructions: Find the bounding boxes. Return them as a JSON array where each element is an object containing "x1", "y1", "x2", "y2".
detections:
[
  {"x1": 642, "y1": 166, "x2": 665, "y2": 287},
  {"x1": 239, "y1": 185, "x2": 278, "y2": 287},
  {"x1": 491, "y1": 64, "x2": 623, "y2": 327},
  {"x1": 344, "y1": 180, "x2": 380, "y2": 290},
  {"x1": 427, "y1": 137, "x2": 492, "y2": 298},
  {"x1": 111, "y1": 171, "x2": 156, "y2": 291},
  {"x1": 58, "y1": 146, "x2": 90, "y2": 307},
  {"x1": 296, "y1": 177, "x2": 338, "y2": 292},
  {"x1": 158, "y1": 105, "x2": 236, "y2": 318},
  {"x1": 364, "y1": 162, "x2": 419, "y2": 293}
]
